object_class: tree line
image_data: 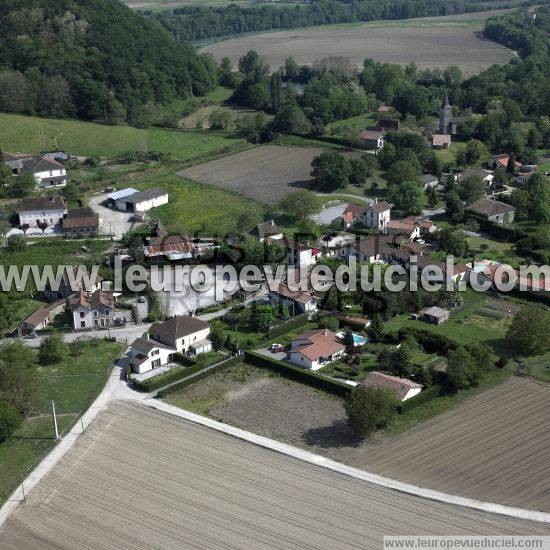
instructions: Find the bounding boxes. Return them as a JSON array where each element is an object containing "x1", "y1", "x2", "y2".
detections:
[{"x1": 151, "y1": 0, "x2": 522, "y2": 43}]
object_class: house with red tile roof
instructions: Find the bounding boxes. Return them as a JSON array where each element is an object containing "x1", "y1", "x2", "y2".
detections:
[
  {"x1": 269, "y1": 283, "x2": 318, "y2": 315},
  {"x1": 362, "y1": 371, "x2": 423, "y2": 401},
  {"x1": 68, "y1": 290, "x2": 114, "y2": 330},
  {"x1": 288, "y1": 328, "x2": 346, "y2": 370}
]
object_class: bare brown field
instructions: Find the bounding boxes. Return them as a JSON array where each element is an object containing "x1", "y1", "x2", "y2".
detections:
[
  {"x1": 180, "y1": 144, "x2": 336, "y2": 204},
  {"x1": 202, "y1": 12, "x2": 515, "y2": 75},
  {"x1": 168, "y1": 368, "x2": 550, "y2": 513},
  {"x1": 2, "y1": 400, "x2": 549, "y2": 549}
]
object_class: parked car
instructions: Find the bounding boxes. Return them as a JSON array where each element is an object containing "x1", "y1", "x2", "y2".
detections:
[{"x1": 270, "y1": 343, "x2": 284, "y2": 353}]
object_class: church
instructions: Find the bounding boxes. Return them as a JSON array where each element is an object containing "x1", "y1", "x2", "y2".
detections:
[{"x1": 439, "y1": 92, "x2": 457, "y2": 135}]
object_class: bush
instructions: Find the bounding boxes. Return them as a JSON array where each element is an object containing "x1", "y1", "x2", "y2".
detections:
[
  {"x1": 345, "y1": 386, "x2": 399, "y2": 438},
  {"x1": 397, "y1": 328, "x2": 456, "y2": 354},
  {"x1": 38, "y1": 333, "x2": 68, "y2": 365},
  {"x1": 318, "y1": 316, "x2": 339, "y2": 331},
  {"x1": 0, "y1": 401, "x2": 22, "y2": 442}
]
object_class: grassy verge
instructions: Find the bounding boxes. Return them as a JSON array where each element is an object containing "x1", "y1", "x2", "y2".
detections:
[{"x1": 0, "y1": 340, "x2": 124, "y2": 504}]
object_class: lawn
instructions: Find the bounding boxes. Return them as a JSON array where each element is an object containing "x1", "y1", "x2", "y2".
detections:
[
  {"x1": 326, "y1": 113, "x2": 378, "y2": 132},
  {"x1": 0, "y1": 340, "x2": 124, "y2": 504},
  {"x1": 0, "y1": 112, "x2": 249, "y2": 160},
  {"x1": 465, "y1": 236, "x2": 520, "y2": 267},
  {"x1": 434, "y1": 141, "x2": 466, "y2": 167},
  {"x1": 129, "y1": 168, "x2": 265, "y2": 234},
  {"x1": 384, "y1": 290, "x2": 513, "y2": 353}
]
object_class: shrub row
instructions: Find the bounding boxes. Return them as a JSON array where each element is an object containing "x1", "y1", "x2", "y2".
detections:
[
  {"x1": 157, "y1": 355, "x2": 242, "y2": 397},
  {"x1": 132, "y1": 363, "x2": 202, "y2": 392},
  {"x1": 267, "y1": 314, "x2": 309, "y2": 340},
  {"x1": 244, "y1": 351, "x2": 352, "y2": 397},
  {"x1": 465, "y1": 214, "x2": 527, "y2": 243}
]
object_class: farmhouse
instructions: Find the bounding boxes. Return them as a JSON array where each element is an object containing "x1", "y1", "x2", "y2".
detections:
[
  {"x1": 344, "y1": 236, "x2": 382, "y2": 263},
  {"x1": 359, "y1": 128, "x2": 385, "y2": 152},
  {"x1": 278, "y1": 236, "x2": 321, "y2": 267},
  {"x1": 420, "y1": 173, "x2": 439, "y2": 189},
  {"x1": 421, "y1": 306, "x2": 450, "y2": 324},
  {"x1": 43, "y1": 265, "x2": 103, "y2": 300},
  {"x1": 130, "y1": 315, "x2": 212, "y2": 373},
  {"x1": 18, "y1": 196, "x2": 67, "y2": 228},
  {"x1": 114, "y1": 188, "x2": 168, "y2": 213},
  {"x1": 467, "y1": 198, "x2": 515, "y2": 224},
  {"x1": 21, "y1": 156, "x2": 67, "y2": 189},
  {"x1": 269, "y1": 283, "x2": 318, "y2": 315},
  {"x1": 250, "y1": 219, "x2": 283, "y2": 242},
  {"x1": 362, "y1": 371, "x2": 422, "y2": 401},
  {"x1": 383, "y1": 217, "x2": 437, "y2": 240},
  {"x1": 288, "y1": 328, "x2": 345, "y2": 370},
  {"x1": 62, "y1": 207, "x2": 100, "y2": 237},
  {"x1": 68, "y1": 290, "x2": 114, "y2": 330}
]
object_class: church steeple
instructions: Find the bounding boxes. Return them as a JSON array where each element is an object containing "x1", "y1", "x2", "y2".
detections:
[{"x1": 439, "y1": 91, "x2": 453, "y2": 134}]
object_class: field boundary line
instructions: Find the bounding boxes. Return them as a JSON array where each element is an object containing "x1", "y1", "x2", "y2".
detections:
[{"x1": 144, "y1": 398, "x2": 550, "y2": 524}]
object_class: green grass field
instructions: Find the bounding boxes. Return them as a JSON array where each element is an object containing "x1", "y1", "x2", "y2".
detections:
[
  {"x1": 0, "y1": 113, "x2": 249, "y2": 160},
  {"x1": 0, "y1": 340, "x2": 124, "y2": 504},
  {"x1": 465, "y1": 236, "x2": 520, "y2": 267},
  {"x1": 129, "y1": 167, "x2": 265, "y2": 234},
  {"x1": 434, "y1": 141, "x2": 466, "y2": 166}
]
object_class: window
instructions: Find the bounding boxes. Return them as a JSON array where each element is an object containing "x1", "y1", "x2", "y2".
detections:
[
  {"x1": 94, "y1": 311, "x2": 98, "y2": 317},
  {"x1": 105, "y1": 310, "x2": 110, "y2": 316},
  {"x1": 80, "y1": 321, "x2": 85, "y2": 328},
  {"x1": 80, "y1": 312, "x2": 85, "y2": 318},
  {"x1": 152, "y1": 349, "x2": 159, "y2": 356}
]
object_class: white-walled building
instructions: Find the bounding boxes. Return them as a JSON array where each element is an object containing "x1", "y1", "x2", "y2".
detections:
[
  {"x1": 288, "y1": 328, "x2": 345, "y2": 371},
  {"x1": 130, "y1": 315, "x2": 212, "y2": 374},
  {"x1": 115, "y1": 188, "x2": 168, "y2": 213},
  {"x1": 364, "y1": 201, "x2": 391, "y2": 231},
  {"x1": 18, "y1": 196, "x2": 67, "y2": 228},
  {"x1": 22, "y1": 156, "x2": 67, "y2": 189},
  {"x1": 68, "y1": 290, "x2": 114, "y2": 330}
]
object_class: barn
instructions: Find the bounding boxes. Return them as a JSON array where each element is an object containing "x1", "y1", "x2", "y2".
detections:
[{"x1": 113, "y1": 188, "x2": 168, "y2": 213}]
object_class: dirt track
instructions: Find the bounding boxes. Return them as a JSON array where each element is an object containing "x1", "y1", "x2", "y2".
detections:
[{"x1": 2, "y1": 400, "x2": 549, "y2": 549}]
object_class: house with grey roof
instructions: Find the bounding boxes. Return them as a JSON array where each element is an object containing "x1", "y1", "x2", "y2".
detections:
[
  {"x1": 18, "y1": 196, "x2": 67, "y2": 228},
  {"x1": 466, "y1": 198, "x2": 515, "y2": 225}
]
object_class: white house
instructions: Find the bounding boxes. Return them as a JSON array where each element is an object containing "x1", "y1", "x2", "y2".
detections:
[
  {"x1": 130, "y1": 315, "x2": 212, "y2": 374},
  {"x1": 68, "y1": 290, "x2": 114, "y2": 330},
  {"x1": 250, "y1": 219, "x2": 283, "y2": 242},
  {"x1": 22, "y1": 156, "x2": 67, "y2": 189},
  {"x1": 362, "y1": 371, "x2": 422, "y2": 401},
  {"x1": 342, "y1": 236, "x2": 382, "y2": 263},
  {"x1": 466, "y1": 198, "x2": 515, "y2": 225},
  {"x1": 281, "y1": 237, "x2": 321, "y2": 267},
  {"x1": 288, "y1": 328, "x2": 346, "y2": 371},
  {"x1": 18, "y1": 196, "x2": 67, "y2": 228},
  {"x1": 269, "y1": 283, "x2": 318, "y2": 315},
  {"x1": 115, "y1": 188, "x2": 168, "y2": 213},
  {"x1": 364, "y1": 200, "x2": 391, "y2": 231},
  {"x1": 359, "y1": 128, "x2": 385, "y2": 152}
]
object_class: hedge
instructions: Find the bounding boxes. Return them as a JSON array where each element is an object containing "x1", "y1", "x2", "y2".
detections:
[
  {"x1": 244, "y1": 351, "x2": 352, "y2": 396},
  {"x1": 267, "y1": 314, "x2": 309, "y2": 340},
  {"x1": 132, "y1": 363, "x2": 203, "y2": 392},
  {"x1": 156, "y1": 355, "x2": 242, "y2": 397},
  {"x1": 396, "y1": 327, "x2": 457, "y2": 354},
  {"x1": 399, "y1": 384, "x2": 444, "y2": 413},
  {"x1": 464, "y1": 213, "x2": 527, "y2": 243}
]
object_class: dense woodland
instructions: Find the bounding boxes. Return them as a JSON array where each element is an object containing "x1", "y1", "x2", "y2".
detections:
[
  {"x1": 151, "y1": 0, "x2": 525, "y2": 42},
  {"x1": 0, "y1": 0, "x2": 218, "y2": 122}
]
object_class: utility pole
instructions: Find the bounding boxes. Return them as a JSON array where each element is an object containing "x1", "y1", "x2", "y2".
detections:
[{"x1": 51, "y1": 400, "x2": 60, "y2": 441}]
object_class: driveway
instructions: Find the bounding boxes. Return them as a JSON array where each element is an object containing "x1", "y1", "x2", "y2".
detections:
[
  {"x1": 88, "y1": 194, "x2": 136, "y2": 239},
  {"x1": 312, "y1": 201, "x2": 348, "y2": 225},
  {"x1": 255, "y1": 347, "x2": 287, "y2": 361}
]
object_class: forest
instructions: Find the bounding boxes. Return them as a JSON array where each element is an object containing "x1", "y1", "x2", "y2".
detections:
[
  {"x1": 0, "y1": 0, "x2": 218, "y2": 122},
  {"x1": 151, "y1": 0, "x2": 528, "y2": 42}
]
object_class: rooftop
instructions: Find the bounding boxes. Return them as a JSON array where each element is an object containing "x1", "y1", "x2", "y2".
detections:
[
  {"x1": 362, "y1": 371, "x2": 422, "y2": 400},
  {"x1": 292, "y1": 329, "x2": 345, "y2": 361},
  {"x1": 271, "y1": 283, "x2": 316, "y2": 305},
  {"x1": 107, "y1": 188, "x2": 139, "y2": 201},
  {"x1": 63, "y1": 207, "x2": 99, "y2": 229},
  {"x1": 20, "y1": 195, "x2": 67, "y2": 212},
  {"x1": 467, "y1": 198, "x2": 515, "y2": 217},
  {"x1": 123, "y1": 187, "x2": 167, "y2": 204},
  {"x1": 150, "y1": 315, "x2": 209, "y2": 342}
]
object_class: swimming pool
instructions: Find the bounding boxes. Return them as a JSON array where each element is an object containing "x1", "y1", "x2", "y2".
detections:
[{"x1": 337, "y1": 331, "x2": 369, "y2": 346}]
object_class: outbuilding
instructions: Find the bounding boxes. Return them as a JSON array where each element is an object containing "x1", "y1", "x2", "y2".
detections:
[
  {"x1": 115, "y1": 188, "x2": 168, "y2": 213},
  {"x1": 107, "y1": 188, "x2": 138, "y2": 208},
  {"x1": 420, "y1": 306, "x2": 450, "y2": 325}
]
